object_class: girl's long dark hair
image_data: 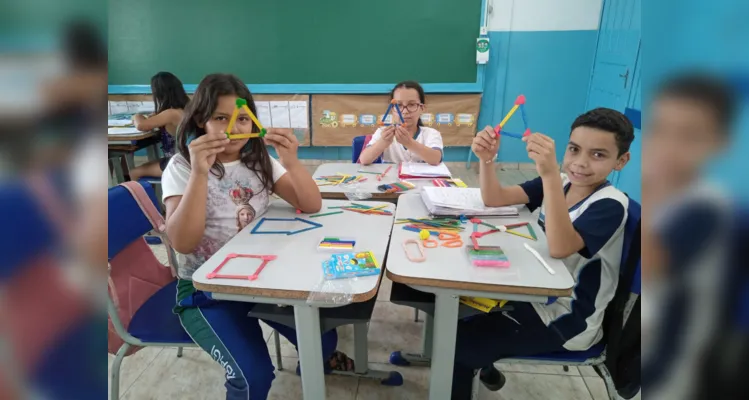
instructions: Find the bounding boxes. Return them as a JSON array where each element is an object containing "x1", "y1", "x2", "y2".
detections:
[
  {"x1": 151, "y1": 71, "x2": 190, "y2": 114},
  {"x1": 390, "y1": 80, "x2": 426, "y2": 127},
  {"x1": 176, "y1": 73, "x2": 273, "y2": 192}
]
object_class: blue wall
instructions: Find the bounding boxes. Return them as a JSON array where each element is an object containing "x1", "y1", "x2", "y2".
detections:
[{"x1": 479, "y1": 30, "x2": 598, "y2": 163}]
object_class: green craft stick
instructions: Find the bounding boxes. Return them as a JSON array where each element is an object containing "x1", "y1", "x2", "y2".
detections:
[
  {"x1": 309, "y1": 211, "x2": 343, "y2": 218},
  {"x1": 357, "y1": 171, "x2": 382, "y2": 175},
  {"x1": 327, "y1": 206, "x2": 349, "y2": 209},
  {"x1": 526, "y1": 224, "x2": 538, "y2": 240}
]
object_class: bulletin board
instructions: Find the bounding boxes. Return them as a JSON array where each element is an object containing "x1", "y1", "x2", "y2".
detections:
[
  {"x1": 107, "y1": 94, "x2": 311, "y2": 146},
  {"x1": 311, "y1": 94, "x2": 482, "y2": 146}
]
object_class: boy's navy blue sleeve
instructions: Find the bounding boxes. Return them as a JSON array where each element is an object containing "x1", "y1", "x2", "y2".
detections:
[
  {"x1": 573, "y1": 199, "x2": 626, "y2": 258},
  {"x1": 519, "y1": 177, "x2": 544, "y2": 212}
]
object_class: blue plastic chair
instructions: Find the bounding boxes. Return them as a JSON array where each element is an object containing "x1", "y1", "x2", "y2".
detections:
[
  {"x1": 497, "y1": 198, "x2": 642, "y2": 400},
  {"x1": 352, "y1": 135, "x2": 382, "y2": 164},
  {"x1": 108, "y1": 181, "x2": 196, "y2": 399}
]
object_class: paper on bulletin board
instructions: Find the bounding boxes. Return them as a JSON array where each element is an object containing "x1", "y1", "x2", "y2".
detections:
[
  {"x1": 108, "y1": 94, "x2": 311, "y2": 146},
  {"x1": 311, "y1": 94, "x2": 482, "y2": 146},
  {"x1": 254, "y1": 95, "x2": 311, "y2": 146}
]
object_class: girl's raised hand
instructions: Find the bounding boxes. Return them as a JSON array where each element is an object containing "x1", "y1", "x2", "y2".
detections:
[
  {"x1": 381, "y1": 125, "x2": 396, "y2": 143},
  {"x1": 264, "y1": 128, "x2": 300, "y2": 166},
  {"x1": 188, "y1": 131, "x2": 229, "y2": 175}
]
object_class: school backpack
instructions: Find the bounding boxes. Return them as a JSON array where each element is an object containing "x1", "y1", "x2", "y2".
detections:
[{"x1": 108, "y1": 181, "x2": 177, "y2": 356}]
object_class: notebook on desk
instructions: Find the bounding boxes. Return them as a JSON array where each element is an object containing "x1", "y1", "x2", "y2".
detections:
[
  {"x1": 398, "y1": 162, "x2": 451, "y2": 179},
  {"x1": 420, "y1": 187, "x2": 520, "y2": 217}
]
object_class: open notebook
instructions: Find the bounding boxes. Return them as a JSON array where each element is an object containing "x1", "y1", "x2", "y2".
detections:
[
  {"x1": 398, "y1": 162, "x2": 451, "y2": 179},
  {"x1": 420, "y1": 187, "x2": 520, "y2": 217}
]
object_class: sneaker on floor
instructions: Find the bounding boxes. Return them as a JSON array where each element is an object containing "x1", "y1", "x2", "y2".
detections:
[{"x1": 479, "y1": 365, "x2": 506, "y2": 391}]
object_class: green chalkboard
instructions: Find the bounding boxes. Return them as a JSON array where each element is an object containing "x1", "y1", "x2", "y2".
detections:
[{"x1": 108, "y1": 0, "x2": 482, "y2": 85}]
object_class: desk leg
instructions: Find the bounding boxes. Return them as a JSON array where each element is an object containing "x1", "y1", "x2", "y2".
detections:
[
  {"x1": 111, "y1": 157, "x2": 125, "y2": 184},
  {"x1": 146, "y1": 143, "x2": 159, "y2": 162},
  {"x1": 429, "y1": 292, "x2": 460, "y2": 400},
  {"x1": 293, "y1": 304, "x2": 326, "y2": 399}
]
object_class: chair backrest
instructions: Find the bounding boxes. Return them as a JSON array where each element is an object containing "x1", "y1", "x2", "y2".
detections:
[
  {"x1": 352, "y1": 135, "x2": 382, "y2": 163},
  {"x1": 622, "y1": 198, "x2": 642, "y2": 295},
  {"x1": 107, "y1": 181, "x2": 176, "y2": 356}
]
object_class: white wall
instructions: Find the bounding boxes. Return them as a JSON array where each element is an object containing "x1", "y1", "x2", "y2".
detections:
[{"x1": 487, "y1": 0, "x2": 603, "y2": 31}]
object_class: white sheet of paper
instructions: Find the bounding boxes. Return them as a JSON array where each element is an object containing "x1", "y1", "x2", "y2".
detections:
[
  {"x1": 135, "y1": 102, "x2": 155, "y2": 113},
  {"x1": 422, "y1": 187, "x2": 518, "y2": 214},
  {"x1": 401, "y1": 162, "x2": 452, "y2": 177},
  {"x1": 125, "y1": 102, "x2": 143, "y2": 113},
  {"x1": 110, "y1": 101, "x2": 129, "y2": 115},
  {"x1": 255, "y1": 101, "x2": 272, "y2": 128},
  {"x1": 270, "y1": 101, "x2": 291, "y2": 128},
  {"x1": 288, "y1": 101, "x2": 308, "y2": 129},
  {"x1": 108, "y1": 127, "x2": 143, "y2": 135}
]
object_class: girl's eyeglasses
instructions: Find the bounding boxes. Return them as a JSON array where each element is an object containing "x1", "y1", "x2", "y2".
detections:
[{"x1": 396, "y1": 103, "x2": 424, "y2": 113}]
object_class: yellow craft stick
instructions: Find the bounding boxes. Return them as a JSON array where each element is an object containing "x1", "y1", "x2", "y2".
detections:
[
  {"x1": 228, "y1": 133, "x2": 261, "y2": 139},
  {"x1": 241, "y1": 104, "x2": 265, "y2": 130},
  {"x1": 225, "y1": 107, "x2": 241, "y2": 135},
  {"x1": 506, "y1": 230, "x2": 534, "y2": 240},
  {"x1": 498, "y1": 104, "x2": 519, "y2": 128},
  {"x1": 365, "y1": 204, "x2": 388, "y2": 212}
]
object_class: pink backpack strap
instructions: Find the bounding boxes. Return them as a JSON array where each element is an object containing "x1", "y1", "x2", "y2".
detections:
[
  {"x1": 118, "y1": 181, "x2": 178, "y2": 277},
  {"x1": 119, "y1": 181, "x2": 166, "y2": 233}
]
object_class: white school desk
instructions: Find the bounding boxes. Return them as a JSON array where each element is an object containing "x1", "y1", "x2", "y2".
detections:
[
  {"x1": 192, "y1": 199, "x2": 395, "y2": 399},
  {"x1": 385, "y1": 194, "x2": 575, "y2": 399},
  {"x1": 312, "y1": 162, "x2": 444, "y2": 200}
]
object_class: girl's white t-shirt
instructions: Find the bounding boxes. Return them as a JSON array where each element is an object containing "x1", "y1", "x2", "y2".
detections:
[
  {"x1": 365, "y1": 126, "x2": 444, "y2": 163},
  {"x1": 161, "y1": 153, "x2": 287, "y2": 279}
]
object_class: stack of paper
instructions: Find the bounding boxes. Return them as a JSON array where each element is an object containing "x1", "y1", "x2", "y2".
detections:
[
  {"x1": 398, "y1": 162, "x2": 451, "y2": 179},
  {"x1": 420, "y1": 187, "x2": 519, "y2": 217}
]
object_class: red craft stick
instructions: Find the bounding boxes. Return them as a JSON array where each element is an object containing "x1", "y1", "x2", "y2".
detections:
[{"x1": 207, "y1": 253, "x2": 278, "y2": 281}]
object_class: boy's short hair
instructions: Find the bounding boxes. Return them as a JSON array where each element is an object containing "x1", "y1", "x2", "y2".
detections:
[
  {"x1": 571, "y1": 108, "x2": 635, "y2": 156},
  {"x1": 656, "y1": 72, "x2": 737, "y2": 133}
]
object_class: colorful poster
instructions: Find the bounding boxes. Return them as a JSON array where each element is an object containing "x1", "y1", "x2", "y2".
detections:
[{"x1": 310, "y1": 94, "x2": 482, "y2": 146}]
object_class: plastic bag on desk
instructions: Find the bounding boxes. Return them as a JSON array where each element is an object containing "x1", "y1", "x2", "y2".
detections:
[
  {"x1": 307, "y1": 278, "x2": 355, "y2": 306},
  {"x1": 344, "y1": 189, "x2": 371, "y2": 201}
]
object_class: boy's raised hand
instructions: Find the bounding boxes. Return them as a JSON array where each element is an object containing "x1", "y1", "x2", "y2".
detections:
[
  {"x1": 471, "y1": 126, "x2": 499, "y2": 162},
  {"x1": 523, "y1": 133, "x2": 559, "y2": 178},
  {"x1": 188, "y1": 131, "x2": 229, "y2": 175},
  {"x1": 264, "y1": 128, "x2": 299, "y2": 166}
]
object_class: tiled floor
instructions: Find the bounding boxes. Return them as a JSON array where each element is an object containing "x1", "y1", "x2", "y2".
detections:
[{"x1": 110, "y1": 160, "x2": 640, "y2": 399}]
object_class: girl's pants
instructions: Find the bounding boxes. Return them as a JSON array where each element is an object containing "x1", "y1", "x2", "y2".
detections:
[{"x1": 175, "y1": 279, "x2": 338, "y2": 400}]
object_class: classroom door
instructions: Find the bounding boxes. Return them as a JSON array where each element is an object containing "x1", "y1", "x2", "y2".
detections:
[{"x1": 586, "y1": 0, "x2": 641, "y2": 111}]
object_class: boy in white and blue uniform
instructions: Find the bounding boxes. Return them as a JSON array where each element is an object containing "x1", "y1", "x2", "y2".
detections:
[{"x1": 456, "y1": 108, "x2": 635, "y2": 399}]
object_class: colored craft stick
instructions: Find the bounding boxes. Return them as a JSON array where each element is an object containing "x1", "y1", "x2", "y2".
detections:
[
  {"x1": 498, "y1": 104, "x2": 519, "y2": 129},
  {"x1": 241, "y1": 104, "x2": 264, "y2": 130},
  {"x1": 309, "y1": 211, "x2": 343, "y2": 218},
  {"x1": 228, "y1": 133, "x2": 261, "y2": 139},
  {"x1": 225, "y1": 108, "x2": 240, "y2": 136},
  {"x1": 520, "y1": 104, "x2": 529, "y2": 130},
  {"x1": 381, "y1": 103, "x2": 393, "y2": 122},
  {"x1": 393, "y1": 103, "x2": 406, "y2": 124},
  {"x1": 505, "y1": 230, "x2": 534, "y2": 240},
  {"x1": 358, "y1": 171, "x2": 382, "y2": 175},
  {"x1": 503, "y1": 222, "x2": 530, "y2": 229},
  {"x1": 500, "y1": 131, "x2": 524, "y2": 139},
  {"x1": 527, "y1": 224, "x2": 537, "y2": 240}
]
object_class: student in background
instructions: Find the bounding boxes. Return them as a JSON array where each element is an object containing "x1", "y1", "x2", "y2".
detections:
[
  {"x1": 128, "y1": 71, "x2": 189, "y2": 181},
  {"x1": 359, "y1": 81, "x2": 443, "y2": 165},
  {"x1": 162, "y1": 73, "x2": 353, "y2": 400},
  {"x1": 641, "y1": 73, "x2": 738, "y2": 399},
  {"x1": 462, "y1": 108, "x2": 634, "y2": 399}
]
